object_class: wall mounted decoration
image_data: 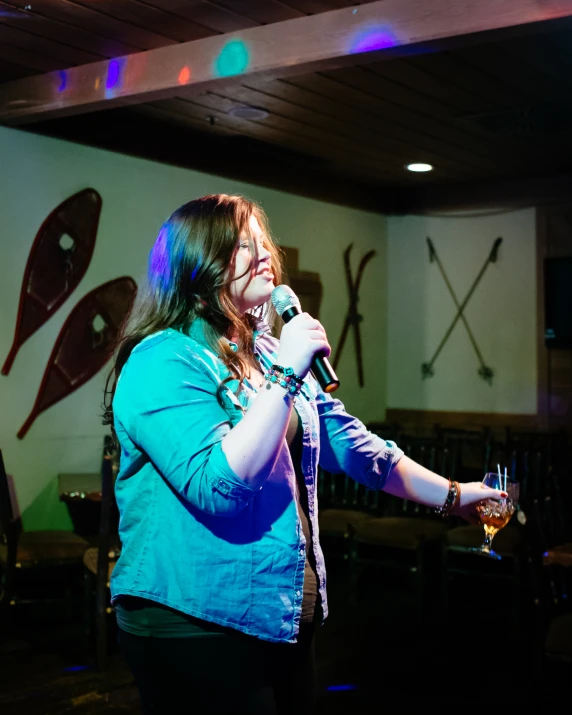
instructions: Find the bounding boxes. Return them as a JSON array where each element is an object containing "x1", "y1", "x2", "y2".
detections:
[
  {"x1": 17, "y1": 276, "x2": 137, "y2": 439},
  {"x1": 281, "y1": 246, "x2": 323, "y2": 317},
  {"x1": 2, "y1": 188, "x2": 102, "y2": 375},
  {"x1": 332, "y1": 243, "x2": 376, "y2": 387},
  {"x1": 422, "y1": 236, "x2": 502, "y2": 384}
]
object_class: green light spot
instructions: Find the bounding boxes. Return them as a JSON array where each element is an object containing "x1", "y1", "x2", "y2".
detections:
[{"x1": 215, "y1": 40, "x2": 249, "y2": 77}]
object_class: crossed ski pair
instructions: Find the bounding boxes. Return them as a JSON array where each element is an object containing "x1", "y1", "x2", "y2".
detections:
[{"x1": 423, "y1": 236, "x2": 502, "y2": 384}]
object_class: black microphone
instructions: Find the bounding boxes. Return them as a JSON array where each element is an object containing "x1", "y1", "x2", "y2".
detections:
[{"x1": 271, "y1": 284, "x2": 340, "y2": 393}]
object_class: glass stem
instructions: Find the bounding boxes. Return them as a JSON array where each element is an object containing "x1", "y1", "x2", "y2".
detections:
[{"x1": 482, "y1": 526, "x2": 498, "y2": 552}]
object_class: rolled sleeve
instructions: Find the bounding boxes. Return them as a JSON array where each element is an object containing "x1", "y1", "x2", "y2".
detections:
[
  {"x1": 114, "y1": 338, "x2": 258, "y2": 516},
  {"x1": 316, "y1": 390, "x2": 404, "y2": 491}
]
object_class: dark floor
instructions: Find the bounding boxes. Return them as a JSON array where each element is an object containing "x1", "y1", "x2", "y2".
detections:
[{"x1": 0, "y1": 558, "x2": 570, "y2": 714}]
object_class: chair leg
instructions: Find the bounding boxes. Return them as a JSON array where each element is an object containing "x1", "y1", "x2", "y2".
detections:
[
  {"x1": 439, "y1": 544, "x2": 450, "y2": 624},
  {"x1": 83, "y1": 569, "x2": 94, "y2": 642},
  {"x1": 348, "y1": 534, "x2": 360, "y2": 607},
  {"x1": 94, "y1": 580, "x2": 109, "y2": 671}
]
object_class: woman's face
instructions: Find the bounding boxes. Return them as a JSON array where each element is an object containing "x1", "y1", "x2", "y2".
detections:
[{"x1": 229, "y1": 214, "x2": 274, "y2": 314}]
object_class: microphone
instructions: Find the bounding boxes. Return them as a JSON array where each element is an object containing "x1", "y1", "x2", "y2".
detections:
[{"x1": 271, "y1": 284, "x2": 340, "y2": 393}]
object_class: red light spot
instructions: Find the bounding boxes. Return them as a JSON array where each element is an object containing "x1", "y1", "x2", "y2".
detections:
[{"x1": 178, "y1": 66, "x2": 191, "y2": 85}]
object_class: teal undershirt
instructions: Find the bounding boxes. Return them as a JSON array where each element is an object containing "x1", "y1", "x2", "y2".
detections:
[{"x1": 115, "y1": 597, "x2": 229, "y2": 638}]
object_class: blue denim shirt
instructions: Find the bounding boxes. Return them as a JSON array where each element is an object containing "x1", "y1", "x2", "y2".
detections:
[{"x1": 110, "y1": 318, "x2": 404, "y2": 643}]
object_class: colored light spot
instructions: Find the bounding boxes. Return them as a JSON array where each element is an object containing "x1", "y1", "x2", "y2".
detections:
[
  {"x1": 57, "y1": 70, "x2": 67, "y2": 93},
  {"x1": 178, "y1": 66, "x2": 191, "y2": 85},
  {"x1": 95, "y1": 78, "x2": 100, "y2": 90},
  {"x1": 107, "y1": 60, "x2": 120, "y2": 89},
  {"x1": 149, "y1": 225, "x2": 172, "y2": 291},
  {"x1": 106, "y1": 58, "x2": 127, "y2": 89},
  {"x1": 62, "y1": 665, "x2": 91, "y2": 673},
  {"x1": 326, "y1": 684, "x2": 358, "y2": 692},
  {"x1": 215, "y1": 40, "x2": 249, "y2": 78},
  {"x1": 350, "y1": 26, "x2": 397, "y2": 54}
]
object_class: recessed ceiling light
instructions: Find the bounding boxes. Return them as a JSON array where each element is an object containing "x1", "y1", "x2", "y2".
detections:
[
  {"x1": 228, "y1": 105, "x2": 269, "y2": 120},
  {"x1": 406, "y1": 163, "x2": 433, "y2": 172}
]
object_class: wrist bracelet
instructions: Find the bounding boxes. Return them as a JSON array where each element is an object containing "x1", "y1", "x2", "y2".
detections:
[
  {"x1": 435, "y1": 480, "x2": 460, "y2": 517},
  {"x1": 264, "y1": 367, "x2": 302, "y2": 396},
  {"x1": 271, "y1": 364, "x2": 304, "y2": 386}
]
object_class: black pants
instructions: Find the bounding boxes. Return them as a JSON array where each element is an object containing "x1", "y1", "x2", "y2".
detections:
[{"x1": 117, "y1": 624, "x2": 317, "y2": 715}]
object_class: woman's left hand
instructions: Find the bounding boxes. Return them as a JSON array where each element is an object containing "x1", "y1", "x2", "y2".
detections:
[{"x1": 450, "y1": 481, "x2": 506, "y2": 524}]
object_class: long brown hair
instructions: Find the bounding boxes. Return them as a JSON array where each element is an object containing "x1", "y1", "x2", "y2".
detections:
[{"x1": 102, "y1": 194, "x2": 283, "y2": 430}]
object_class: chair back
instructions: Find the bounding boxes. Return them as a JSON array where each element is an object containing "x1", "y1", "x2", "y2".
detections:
[
  {"x1": 0, "y1": 451, "x2": 21, "y2": 547},
  {"x1": 0, "y1": 450, "x2": 14, "y2": 537},
  {"x1": 0, "y1": 450, "x2": 22, "y2": 606},
  {"x1": 317, "y1": 422, "x2": 405, "y2": 516},
  {"x1": 436, "y1": 426, "x2": 493, "y2": 482},
  {"x1": 97, "y1": 435, "x2": 120, "y2": 557},
  {"x1": 379, "y1": 436, "x2": 458, "y2": 519}
]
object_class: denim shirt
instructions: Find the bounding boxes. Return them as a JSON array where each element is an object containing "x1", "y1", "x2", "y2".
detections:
[{"x1": 110, "y1": 318, "x2": 404, "y2": 643}]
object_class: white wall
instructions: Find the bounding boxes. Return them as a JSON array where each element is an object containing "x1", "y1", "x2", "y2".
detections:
[
  {"x1": 0, "y1": 125, "x2": 387, "y2": 522},
  {"x1": 386, "y1": 209, "x2": 537, "y2": 415}
]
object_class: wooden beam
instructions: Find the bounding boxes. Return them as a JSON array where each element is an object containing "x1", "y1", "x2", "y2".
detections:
[{"x1": 2, "y1": 0, "x2": 572, "y2": 124}]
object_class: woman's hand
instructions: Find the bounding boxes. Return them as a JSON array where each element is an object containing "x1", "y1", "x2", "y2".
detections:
[
  {"x1": 451, "y1": 481, "x2": 507, "y2": 524},
  {"x1": 275, "y1": 313, "x2": 331, "y2": 378}
]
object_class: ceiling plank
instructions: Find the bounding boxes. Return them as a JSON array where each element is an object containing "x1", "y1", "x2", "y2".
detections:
[
  {"x1": 258, "y1": 72, "x2": 534, "y2": 174},
  {"x1": 2, "y1": 1, "x2": 175, "y2": 50},
  {"x1": 277, "y1": 70, "x2": 558, "y2": 171},
  {"x1": 138, "y1": 1, "x2": 256, "y2": 33},
  {"x1": 2, "y1": 0, "x2": 572, "y2": 124},
  {"x1": 203, "y1": 83, "x2": 479, "y2": 179},
  {"x1": 0, "y1": 22, "x2": 100, "y2": 66},
  {"x1": 0, "y1": 1, "x2": 144, "y2": 58},
  {"x1": 206, "y1": 0, "x2": 304, "y2": 24},
  {"x1": 68, "y1": 0, "x2": 216, "y2": 43},
  {"x1": 153, "y1": 95, "x2": 400, "y2": 180},
  {"x1": 27, "y1": 105, "x2": 402, "y2": 212}
]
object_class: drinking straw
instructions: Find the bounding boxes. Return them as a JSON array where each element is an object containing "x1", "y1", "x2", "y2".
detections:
[
  {"x1": 497, "y1": 464, "x2": 502, "y2": 487},
  {"x1": 504, "y1": 466, "x2": 507, "y2": 492}
]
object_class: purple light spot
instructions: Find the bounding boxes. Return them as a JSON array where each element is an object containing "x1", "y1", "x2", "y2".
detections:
[
  {"x1": 350, "y1": 26, "x2": 397, "y2": 54},
  {"x1": 106, "y1": 59, "x2": 126, "y2": 91},
  {"x1": 107, "y1": 61, "x2": 119, "y2": 89},
  {"x1": 327, "y1": 684, "x2": 358, "y2": 691},
  {"x1": 62, "y1": 665, "x2": 90, "y2": 673},
  {"x1": 149, "y1": 225, "x2": 171, "y2": 289},
  {"x1": 57, "y1": 71, "x2": 67, "y2": 93}
]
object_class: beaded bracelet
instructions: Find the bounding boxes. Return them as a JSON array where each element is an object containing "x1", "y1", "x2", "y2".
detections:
[
  {"x1": 271, "y1": 364, "x2": 304, "y2": 386},
  {"x1": 435, "y1": 479, "x2": 461, "y2": 517},
  {"x1": 264, "y1": 366, "x2": 302, "y2": 397}
]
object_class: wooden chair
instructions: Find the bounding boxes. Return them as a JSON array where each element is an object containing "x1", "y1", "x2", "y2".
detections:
[
  {"x1": 317, "y1": 468, "x2": 377, "y2": 578},
  {"x1": 82, "y1": 435, "x2": 121, "y2": 670},
  {"x1": 439, "y1": 434, "x2": 571, "y2": 639},
  {"x1": 348, "y1": 436, "x2": 459, "y2": 623},
  {"x1": 0, "y1": 449, "x2": 89, "y2": 629},
  {"x1": 435, "y1": 425, "x2": 493, "y2": 482},
  {"x1": 317, "y1": 421, "x2": 403, "y2": 575}
]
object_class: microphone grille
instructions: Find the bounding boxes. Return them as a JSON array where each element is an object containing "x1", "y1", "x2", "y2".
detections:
[{"x1": 271, "y1": 284, "x2": 300, "y2": 317}]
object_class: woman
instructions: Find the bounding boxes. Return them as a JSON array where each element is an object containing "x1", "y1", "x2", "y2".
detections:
[{"x1": 103, "y1": 194, "x2": 505, "y2": 714}]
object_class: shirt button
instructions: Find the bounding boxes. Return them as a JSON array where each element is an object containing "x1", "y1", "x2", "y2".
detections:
[{"x1": 296, "y1": 590, "x2": 301, "y2": 597}]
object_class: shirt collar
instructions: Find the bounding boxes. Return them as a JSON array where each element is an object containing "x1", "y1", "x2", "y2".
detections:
[{"x1": 186, "y1": 315, "x2": 272, "y2": 350}]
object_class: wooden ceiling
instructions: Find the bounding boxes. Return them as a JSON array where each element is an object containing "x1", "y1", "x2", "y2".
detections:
[{"x1": 2, "y1": 0, "x2": 572, "y2": 213}]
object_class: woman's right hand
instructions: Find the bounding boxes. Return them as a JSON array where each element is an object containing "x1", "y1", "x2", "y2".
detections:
[{"x1": 275, "y1": 313, "x2": 331, "y2": 378}]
